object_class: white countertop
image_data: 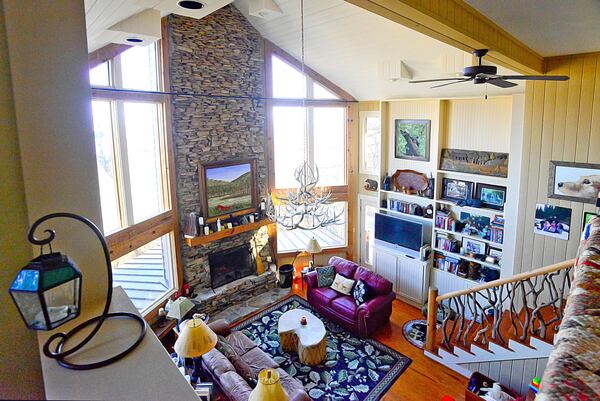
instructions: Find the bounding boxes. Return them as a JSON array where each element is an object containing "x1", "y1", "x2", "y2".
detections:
[{"x1": 37, "y1": 287, "x2": 198, "y2": 401}]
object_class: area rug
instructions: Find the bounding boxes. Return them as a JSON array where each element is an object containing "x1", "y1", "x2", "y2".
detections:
[
  {"x1": 231, "y1": 295, "x2": 411, "y2": 401},
  {"x1": 402, "y1": 319, "x2": 428, "y2": 349}
]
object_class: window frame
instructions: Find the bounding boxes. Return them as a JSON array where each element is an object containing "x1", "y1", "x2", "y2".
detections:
[
  {"x1": 89, "y1": 37, "x2": 182, "y2": 320},
  {"x1": 265, "y1": 41, "x2": 357, "y2": 257},
  {"x1": 359, "y1": 110, "x2": 381, "y2": 176}
]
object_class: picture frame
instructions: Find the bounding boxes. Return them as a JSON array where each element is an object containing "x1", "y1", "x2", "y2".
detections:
[
  {"x1": 440, "y1": 149, "x2": 509, "y2": 178},
  {"x1": 475, "y1": 183, "x2": 506, "y2": 211},
  {"x1": 442, "y1": 178, "x2": 474, "y2": 202},
  {"x1": 488, "y1": 247, "x2": 503, "y2": 261},
  {"x1": 533, "y1": 203, "x2": 571, "y2": 241},
  {"x1": 198, "y1": 158, "x2": 258, "y2": 222},
  {"x1": 582, "y1": 211, "x2": 597, "y2": 229},
  {"x1": 460, "y1": 212, "x2": 491, "y2": 237},
  {"x1": 394, "y1": 119, "x2": 431, "y2": 161},
  {"x1": 548, "y1": 160, "x2": 600, "y2": 204},
  {"x1": 462, "y1": 237, "x2": 487, "y2": 255}
]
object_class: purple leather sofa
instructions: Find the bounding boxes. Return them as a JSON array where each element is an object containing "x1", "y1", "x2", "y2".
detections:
[
  {"x1": 201, "y1": 320, "x2": 310, "y2": 401},
  {"x1": 304, "y1": 256, "x2": 395, "y2": 338}
]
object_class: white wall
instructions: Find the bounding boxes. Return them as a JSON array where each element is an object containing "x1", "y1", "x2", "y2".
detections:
[{"x1": 2, "y1": 0, "x2": 104, "y2": 396}]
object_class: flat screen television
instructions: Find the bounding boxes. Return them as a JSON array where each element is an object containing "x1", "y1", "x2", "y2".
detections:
[{"x1": 374, "y1": 213, "x2": 424, "y2": 258}]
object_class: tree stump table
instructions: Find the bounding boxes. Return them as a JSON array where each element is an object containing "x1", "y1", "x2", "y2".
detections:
[{"x1": 277, "y1": 309, "x2": 326, "y2": 366}]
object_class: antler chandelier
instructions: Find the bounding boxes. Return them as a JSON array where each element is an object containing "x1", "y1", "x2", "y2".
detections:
[{"x1": 267, "y1": 162, "x2": 343, "y2": 230}]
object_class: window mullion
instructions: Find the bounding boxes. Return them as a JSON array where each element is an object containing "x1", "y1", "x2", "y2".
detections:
[{"x1": 115, "y1": 100, "x2": 135, "y2": 226}]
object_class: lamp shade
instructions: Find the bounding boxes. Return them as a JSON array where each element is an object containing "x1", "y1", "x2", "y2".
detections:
[
  {"x1": 249, "y1": 368, "x2": 289, "y2": 401},
  {"x1": 305, "y1": 237, "x2": 322, "y2": 254},
  {"x1": 174, "y1": 317, "x2": 217, "y2": 358},
  {"x1": 9, "y1": 252, "x2": 82, "y2": 331},
  {"x1": 167, "y1": 297, "x2": 195, "y2": 320}
]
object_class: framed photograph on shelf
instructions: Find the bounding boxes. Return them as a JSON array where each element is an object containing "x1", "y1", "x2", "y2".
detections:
[
  {"x1": 476, "y1": 183, "x2": 506, "y2": 211},
  {"x1": 460, "y1": 211, "x2": 491, "y2": 237},
  {"x1": 582, "y1": 211, "x2": 597, "y2": 229},
  {"x1": 488, "y1": 247, "x2": 503, "y2": 265},
  {"x1": 462, "y1": 237, "x2": 487, "y2": 255},
  {"x1": 548, "y1": 160, "x2": 600, "y2": 204},
  {"x1": 394, "y1": 119, "x2": 431, "y2": 161},
  {"x1": 533, "y1": 203, "x2": 571, "y2": 241},
  {"x1": 442, "y1": 178, "x2": 474, "y2": 202},
  {"x1": 198, "y1": 158, "x2": 258, "y2": 222}
]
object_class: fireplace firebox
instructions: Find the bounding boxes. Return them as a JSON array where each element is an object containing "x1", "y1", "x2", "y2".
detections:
[{"x1": 208, "y1": 245, "x2": 256, "y2": 288}]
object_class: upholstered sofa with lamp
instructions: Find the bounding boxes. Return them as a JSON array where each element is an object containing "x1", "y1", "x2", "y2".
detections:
[
  {"x1": 201, "y1": 320, "x2": 310, "y2": 401},
  {"x1": 304, "y1": 256, "x2": 395, "y2": 338}
]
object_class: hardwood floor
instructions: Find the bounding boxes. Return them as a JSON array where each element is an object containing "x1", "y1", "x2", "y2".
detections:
[{"x1": 289, "y1": 279, "x2": 467, "y2": 401}]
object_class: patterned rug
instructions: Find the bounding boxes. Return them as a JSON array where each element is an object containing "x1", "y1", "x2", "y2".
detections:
[
  {"x1": 231, "y1": 295, "x2": 411, "y2": 401},
  {"x1": 402, "y1": 319, "x2": 428, "y2": 349}
]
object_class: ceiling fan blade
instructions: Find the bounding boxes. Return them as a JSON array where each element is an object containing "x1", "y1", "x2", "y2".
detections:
[
  {"x1": 430, "y1": 77, "x2": 473, "y2": 88},
  {"x1": 487, "y1": 78, "x2": 518, "y2": 88},
  {"x1": 409, "y1": 77, "x2": 466, "y2": 84},
  {"x1": 499, "y1": 75, "x2": 570, "y2": 81}
]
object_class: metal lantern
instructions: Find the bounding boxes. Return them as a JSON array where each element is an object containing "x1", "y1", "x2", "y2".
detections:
[{"x1": 10, "y1": 252, "x2": 81, "y2": 331}]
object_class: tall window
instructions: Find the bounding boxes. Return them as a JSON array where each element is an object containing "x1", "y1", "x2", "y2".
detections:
[
  {"x1": 359, "y1": 111, "x2": 381, "y2": 175},
  {"x1": 89, "y1": 43, "x2": 179, "y2": 315},
  {"x1": 268, "y1": 52, "x2": 350, "y2": 253}
]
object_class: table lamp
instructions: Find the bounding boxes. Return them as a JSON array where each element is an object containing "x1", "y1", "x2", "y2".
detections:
[
  {"x1": 249, "y1": 368, "x2": 289, "y2": 401},
  {"x1": 167, "y1": 296, "x2": 195, "y2": 330},
  {"x1": 305, "y1": 237, "x2": 322, "y2": 269},
  {"x1": 8, "y1": 212, "x2": 147, "y2": 370},
  {"x1": 174, "y1": 314, "x2": 217, "y2": 383}
]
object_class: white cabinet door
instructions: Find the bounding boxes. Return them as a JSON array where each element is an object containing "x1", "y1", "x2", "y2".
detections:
[
  {"x1": 397, "y1": 257, "x2": 425, "y2": 304},
  {"x1": 373, "y1": 247, "x2": 398, "y2": 293}
]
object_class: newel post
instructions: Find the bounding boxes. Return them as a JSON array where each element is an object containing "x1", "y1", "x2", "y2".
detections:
[{"x1": 425, "y1": 287, "x2": 439, "y2": 352}]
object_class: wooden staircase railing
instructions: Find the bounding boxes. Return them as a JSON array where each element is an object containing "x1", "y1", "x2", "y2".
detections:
[{"x1": 425, "y1": 258, "x2": 576, "y2": 352}]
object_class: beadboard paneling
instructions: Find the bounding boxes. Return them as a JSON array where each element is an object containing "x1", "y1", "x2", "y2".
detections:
[
  {"x1": 516, "y1": 53, "x2": 600, "y2": 274},
  {"x1": 445, "y1": 97, "x2": 512, "y2": 153}
]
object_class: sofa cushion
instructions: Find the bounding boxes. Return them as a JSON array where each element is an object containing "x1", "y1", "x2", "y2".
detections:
[
  {"x1": 330, "y1": 295, "x2": 358, "y2": 320},
  {"x1": 202, "y1": 348, "x2": 235, "y2": 377},
  {"x1": 226, "y1": 331, "x2": 257, "y2": 356},
  {"x1": 276, "y1": 367, "x2": 307, "y2": 396},
  {"x1": 330, "y1": 256, "x2": 358, "y2": 278},
  {"x1": 316, "y1": 265, "x2": 335, "y2": 287},
  {"x1": 311, "y1": 287, "x2": 341, "y2": 306},
  {"x1": 220, "y1": 371, "x2": 253, "y2": 401},
  {"x1": 330, "y1": 273, "x2": 356, "y2": 295},
  {"x1": 240, "y1": 346, "x2": 279, "y2": 375},
  {"x1": 354, "y1": 266, "x2": 393, "y2": 296},
  {"x1": 353, "y1": 279, "x2": 369, "y2": 305}
]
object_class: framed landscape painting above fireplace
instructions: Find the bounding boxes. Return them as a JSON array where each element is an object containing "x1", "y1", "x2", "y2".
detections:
[{"x1": 199, "y1": 158, "x2": 258, "y2": 221}]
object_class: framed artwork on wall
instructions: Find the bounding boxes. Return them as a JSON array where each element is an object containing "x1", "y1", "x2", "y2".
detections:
[
  {"x1": 475, "y1": 183, "x2": 506, "y2": 211},
  {"x1": 462, "y1": 237, "x2": 487, "y2": 255},
  {"x1": 548, "y1": 160, "x2": 600, "y2": 204},
  {"x1": 583, "y1": 211, "x2": 597, "y2": 229},
  {"x1": 394, "y1": 119, "x2": 431, "y2": 161},
  {"x1": 198, "y1": 158, "x2": 258, "y2": 222},
  {"x1": 439, "y1": 149, "x2": 509, "y2": 178},
  {"x1": 533, "y1": 203, "x2": 571, "y2": 241},
  {"x1": 442, "y1": 178, "x2": 474, "y2": 202}
]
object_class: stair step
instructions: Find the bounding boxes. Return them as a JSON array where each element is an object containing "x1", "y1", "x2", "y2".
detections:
[
  {"x1": 470, "y1": 344, "x2": 496, "y2": 359},
  {"x1": 438, "y1": 348, "x2": 462, "y2": 363},
  {"x1": 529, "y1": 337, "x2": 555, "y2": 354},
  {"x1": 112, "y1": 269, "x2": 164, "y2": 277}
]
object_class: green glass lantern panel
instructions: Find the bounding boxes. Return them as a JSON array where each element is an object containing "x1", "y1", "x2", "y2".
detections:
[
  {"x1": 11, "y1": 291, "x2": 46, "y2": 330},
  {"x1": 43, "y1": 277, "x2": 81, "y2": 329},
  {"x1": 41, "y1": 264, "x2": 80, "y2": 291}
]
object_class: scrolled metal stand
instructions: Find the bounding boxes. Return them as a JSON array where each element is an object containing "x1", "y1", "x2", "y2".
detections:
[{"x1": 30, "y1": 212, "x2": 147, "y2": 370}]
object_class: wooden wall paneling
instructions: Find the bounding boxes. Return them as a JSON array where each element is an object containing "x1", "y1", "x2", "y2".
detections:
[
  {"x1": 347, "y1": 102, "x2": 358, "y2": 261},
  {"x1": 520, "y1": 82, "x2": 546, "y2": 273},
  {"x1": 550, "y1": 59, "x2": 571, "y2": 264},
  {"x1": 512, "y1": 85, "x2": 534, "y2": 275},
  {"x1": 538, "y1": 80, "x2": 557, "y2": 268},
  {"x1": 509, "y1": 359, "x2": 525, "y2": 393},
  {"x1": 521, "y1": 359, "x2": 538, "y2": 395},
  {"x1": 586, "y1": 54, "x2": 600, "y2": 163}
]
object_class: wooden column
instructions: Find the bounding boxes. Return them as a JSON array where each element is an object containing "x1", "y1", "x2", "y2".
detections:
[{"x1": 425, "y1": 287, "x2": 439, "y2": 352}]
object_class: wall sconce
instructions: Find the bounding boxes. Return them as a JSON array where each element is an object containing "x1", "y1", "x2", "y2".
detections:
[{"x1": 8, "y1": 212, "x2": 147, "y2": 370}]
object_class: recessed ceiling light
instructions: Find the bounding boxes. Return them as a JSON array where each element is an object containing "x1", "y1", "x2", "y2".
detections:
[
  {"x1": 177, "y1": 0, "x2": 204, "y2": 10},
  {"x1": 125, "y1": 37, "x2": 144, "y2": 43}
]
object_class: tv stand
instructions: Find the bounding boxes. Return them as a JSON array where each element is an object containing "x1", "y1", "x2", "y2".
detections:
[{"x1": 373, "y1": 243, "x2": 432, "y2": 306}]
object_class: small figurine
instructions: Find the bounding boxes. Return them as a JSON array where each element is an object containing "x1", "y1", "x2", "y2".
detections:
[
  {"x1": 300, "y1": 316, "x2": 307, "y2": 326},
  {"x1": 364, "y1": 179, "x2": 378, "y2": 191},
  {"x1": 528, "y1": 377, "x2": 541, "y2": 394}
]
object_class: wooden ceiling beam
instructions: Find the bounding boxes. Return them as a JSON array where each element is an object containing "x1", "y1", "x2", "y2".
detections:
[{"x1": 345, "y1": 0, "x2": 545, "y2": 74}]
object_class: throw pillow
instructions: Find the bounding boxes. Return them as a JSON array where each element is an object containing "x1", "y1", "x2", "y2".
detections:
[
  {"x1": 316, "y1": 265, "x2": 335, "y2": 287},
  {"x1": 330, "y1": 273, "x2": 356, "y2": 295},
  {"x1": 215, "y1": 335, "x2": 257, "y2": 388},
  {"x1": 352, "y1": 279, "x2": 369, "y2": 305}
]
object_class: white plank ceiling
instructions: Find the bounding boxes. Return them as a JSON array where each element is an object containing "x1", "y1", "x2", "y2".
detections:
[{"x1": 234, "y1": 0, "x2": 523, "y2": 100}]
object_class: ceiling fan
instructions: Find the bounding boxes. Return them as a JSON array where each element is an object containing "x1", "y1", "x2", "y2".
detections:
[{"x1": 410, "y1": 49, "x2": 569, "y2": 88}]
